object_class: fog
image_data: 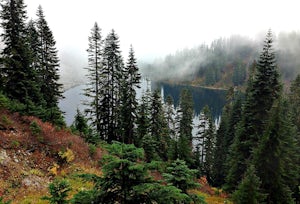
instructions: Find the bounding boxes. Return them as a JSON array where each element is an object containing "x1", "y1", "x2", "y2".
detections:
[
  {"x1": 56, "y1": 31, "x2": 300, "y2": 87},
  {"x1": 22, "y1": 0, "x2": 300, "y2": 87},
  {"x1": 141, "y1": 32, "x2": 300, "y2": 83}
]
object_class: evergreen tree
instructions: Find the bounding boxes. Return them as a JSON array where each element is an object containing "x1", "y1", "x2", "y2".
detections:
[
  {"x1": 74, "y1": 142, "x2": 190, "y2": 204},
  {"x1": 136, "y1": 90, "x2": 151, "y2": 147},
  {"x1": 253, "y1": 98, "x2": 299, "y2": 203},
  {"x1": 71, "y1": 109, "x2": 94, "y2": 143},
  {"x1": 35, "y1": 5, "x2": 63, "y2": 109},
  {"x1": 149, "y1": 89, "x2": 170, "y2": 161},
  {"x1": 290, "y1": 74, "x2": 300, "y2": 132},
  {"x1": 225, "y1": 93, "x2": 243, "y2": 152},
  {"x1": 141, "y1": 133, "x2": 159, "y2": 162},
  {"x1": 164, "y1": 94, "x2": 177, "y2": 160},
  {"x1": 83, "y1": 22, "x2": 103, "y2": 138},
  {"x1": 248, "y1": 30, "x2": 281, "y2": 133},
  {"x1": 119, "y1": 45, "x2": 141, "y2": 144},
  {"x1": 42, "y1": 179, "x2": 71, "y2": 204},
  {"x1": 102, "y1": 30, "x2": 124, "y2": 142},
  {"x1": 0, "y1": 0, "x2": 42, "y2": 105},
  {"x1": 196, "y1": 105, "x2": 215, "y2": 183},
  {"x1": 178, "y1": 89, "x2": 194, "y2": 141},
  {"x1": 26, "y1": 19, "x2": 40, "y2": 77},
  {"x1": 212, "y1": 87, "x2": 235, "y2": 185},
  {"x1": 225, "y1": 30, "x2": 281, "y2": 192},
  {"x1": 231, "y1": 165, "x2": 266, "y2": 204},
  {"x1": 96, "y1": 143, "x2": 152, "y2": 203},
  {"x1": 165, "y1": 94, "x2": 176, "y2": 138},
  {"x1": 242, "y1": 30, "x2": 281, "y2": 147},
  {"x1": 175, "y1": 89, "x2": 194, "y2": 166},
  {"x1": 289, "y1": 74, "x2": 300, "y2": 202},
  {"x1": 212, "y1": 103, "x2": 230, "y2": 187},
  {"x1": 232, "y1": 63, "x2": 247, "y2": 86},
  {"x1": 213, "y1": 92, "x2": 242, "y2": 187},
  {"x1": 163, "y1": 159, "x2": 206, "y2": 203},
  {"x1": 163, "y1": 159, "x2": 199, "y2": 194}
]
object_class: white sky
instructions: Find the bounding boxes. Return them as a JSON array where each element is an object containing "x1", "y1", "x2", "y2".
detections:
[{"x1": 25, "y1": 0, "x2": 300, "y2": 65}]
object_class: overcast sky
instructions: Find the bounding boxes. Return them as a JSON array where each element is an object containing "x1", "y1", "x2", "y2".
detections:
[{"x1": 25, "y1": 0, "x2": 300, "y2": 71}]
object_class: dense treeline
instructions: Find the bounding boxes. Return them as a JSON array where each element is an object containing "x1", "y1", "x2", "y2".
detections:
[
  {"x1": 1, "y1": 0, "x2": 300, "y2": 203},
  {"x1": 212, "y1": 31, "x2": 300, "y2": 203},
  {"x1": 142, "y1": 32, "x2": 300, "y2": 87},
  {"x1": 0, "y1": 0, "x2": 64, "y2": 126},
  {"x1": 77, "y1": 21, "x2": 300, "y2": 202}
]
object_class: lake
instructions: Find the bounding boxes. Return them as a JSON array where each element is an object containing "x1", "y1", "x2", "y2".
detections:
[
  {"x1": 58, "y1": 80, "x2": 227, "y2": 126},
  {"x1": 153, "y1": 82, "x2": 227, "y2": 118}
]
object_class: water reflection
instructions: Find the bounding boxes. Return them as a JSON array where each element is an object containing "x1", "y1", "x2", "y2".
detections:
[
  {"x1": 152, "y1": 82, "x2": 227, "y2": 119},
  {"x1": 59, "y1": 80, "x2": 227, "y2": 126}
]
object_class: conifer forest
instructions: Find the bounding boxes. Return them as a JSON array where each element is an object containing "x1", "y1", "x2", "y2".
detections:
[{"x1": 0, "y1": 0, "x2": 299, "y2": 203}]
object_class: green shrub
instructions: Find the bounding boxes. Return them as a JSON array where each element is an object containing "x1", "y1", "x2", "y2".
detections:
[
  {"x1": 0, "y1": 93, "x2": 9, "y2": 109},
  {"x1": 1, "y1": 115, "x2": 12, "y2": 126},
  {"x1": 10, "y1": 140, "x2": 20, "y2": 149},
  {"x1": 71, "y1": 190, "x2": 97, "y2": 204},
  {"x1": 0, "y1": 197, "x2": 11, "y2": 204},
  {"x1": 8, "y1": 99, "x2": 26, "y2": 113},
  {"x1": 6, "y1": 96, "x2": 65, "y2": 128},
  {"x1": 30, "y1": 121, "x2": 44, "y2": 142},
  {"x1": 42, "y1": 179, "x2": 71, "y2": 204},
  {"x1": 88, "y1": 144, "x2": 96, "y2": 157},
  {"x1": 30, "y1": 121, "x2": 41, "y2": 135}
]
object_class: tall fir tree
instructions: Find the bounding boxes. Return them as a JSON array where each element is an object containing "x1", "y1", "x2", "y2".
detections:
[
  {"x1": 289, "y1": 74, "x2": 300, "y2": 133},
  {"x1": 84, "y1": 22, "x2": 103, "y2": 139},
  {"x1": 289, "y1": 74, "x2": 300, "y2": 202},
  {"x1": 136, "y1": 89, "x2": 151, "y2": 147},
  {"x1": 26, "y1": 19, "x2": 39, "y2": 78},
  {"x1": 196, "y1": 105, "x2": 216, "y2": 183},
  {"x1": 36, "y1": 6, "x2": 62, "y2": 105},
  {"x1": 212, "y1": 102, "x2": 230, "y2": 187},
  {"x1": 212, "y1": 92, "x2": 243, "y2": 187},
  {"x1": 175, "y1": 89, "x2": 194, "y2": 166},
  {"x1": 164, "y1": 95, "x2": 176, "y2": 139},
  {"x1": 178, "y1": 89, "x2": 194, "y2": 141},
  {"x1": 149, "y1": 89, "x2": 170, "y2": 161},
  {"x1": 35, "y1": 5, "x2": 63, "y2": 123},
  {"x1": 0, "y1": 0, "x2": 41, "y2": 105},
  {"x1": 164, "y1": 95, "x2": 177, "y2": 159},
  {"x1": 253, "y1": 98, "x2": 299, "y2": 203},
  {"x1": 225, "y1": 30, "x2": 282, "y2": 192},
  {"x1": 102, "y1": 29, "x2": 123, "y2": 142},
  {"x1": 119, "y1": 45, "x2": 141, "y2": 144}
]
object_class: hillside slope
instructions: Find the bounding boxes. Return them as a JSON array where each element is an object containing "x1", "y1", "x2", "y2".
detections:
[
  {"x1": 0, "y1": 108, "x2": 231, "y2": 204},
  {"x1": 0, "y1": 109, "x2": 103, "y2": 203}
]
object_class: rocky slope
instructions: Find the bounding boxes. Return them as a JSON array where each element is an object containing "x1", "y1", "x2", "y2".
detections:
[{"x1": 0, "y1": 109, "x2": 103, "y2": 203}]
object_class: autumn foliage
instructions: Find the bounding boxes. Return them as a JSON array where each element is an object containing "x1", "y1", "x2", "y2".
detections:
[{"x1": 0, "y1": 109, "x2": 103, "y2": 203}]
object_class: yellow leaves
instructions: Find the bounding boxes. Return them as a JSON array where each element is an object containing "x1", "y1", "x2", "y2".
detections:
[
  {"x1": 29, "y1": 168, "x2": 44, "y2": 177},
  {"x1": 48, "y1": 163, "x2": 60, "y2": 176},
  {"x1": 58, "y1": 148, "x2": 75, "y2": 163}
]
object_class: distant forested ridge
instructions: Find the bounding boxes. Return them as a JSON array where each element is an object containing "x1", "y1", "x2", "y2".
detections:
[
  {"x1": 141, "y1": 32, "x2": 300, "y2": 87},
  {"x1": 0, "y1": 0, "x2": 299, "y2": 203}
]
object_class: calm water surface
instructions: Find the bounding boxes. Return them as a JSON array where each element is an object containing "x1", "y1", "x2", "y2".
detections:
[{"x1": 59, "y1": 80, "x2": 227, "y2": 126}]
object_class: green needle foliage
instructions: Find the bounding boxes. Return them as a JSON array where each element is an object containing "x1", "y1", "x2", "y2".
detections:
[
  {"x1": 73, "y1": 142, "x2": 196, "y2": 204},
  {"x1": 42, "y1": 179, "x2": 71, "y2": 204},
  {"x1": 231, "y1": 165, "x2": 266, "y2": 204},
  {"x1": 163, "y1": 159, "x2": 206, "y2": 204}
]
